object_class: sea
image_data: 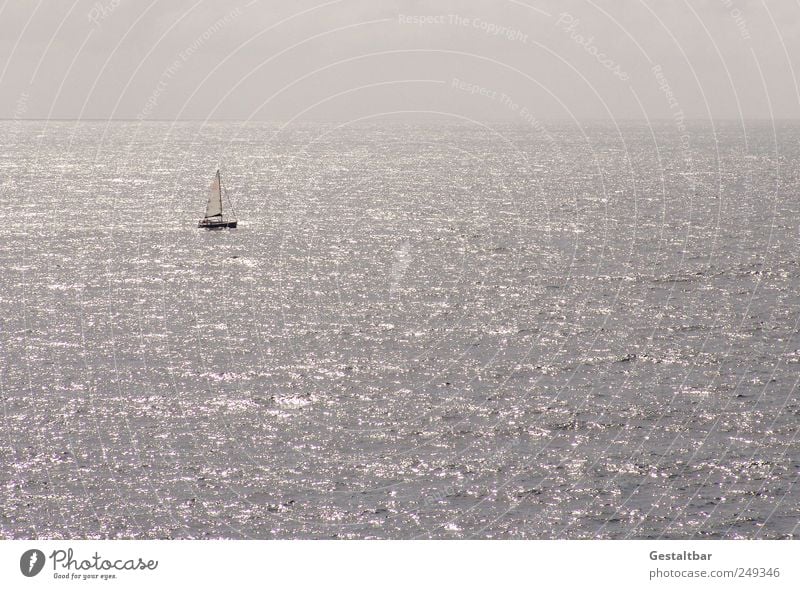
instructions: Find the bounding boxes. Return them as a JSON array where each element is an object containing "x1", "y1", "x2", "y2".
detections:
[{"x1": 0, "y1": 119, "x2": 798, "y2": 539}]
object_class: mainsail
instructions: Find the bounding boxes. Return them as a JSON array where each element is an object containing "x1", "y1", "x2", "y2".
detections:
[{"x1": 205, "y1": 170, "x2": 223, "y2": 218}]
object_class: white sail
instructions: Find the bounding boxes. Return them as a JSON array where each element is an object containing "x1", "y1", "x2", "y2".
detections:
[{"x1": 205, "y1": 171, "x2": 223, "y2": 218}]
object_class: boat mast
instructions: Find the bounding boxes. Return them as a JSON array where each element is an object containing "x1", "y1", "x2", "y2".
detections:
[{"x1": 217, "y1": 169, "x2": 223, "y2": 218}]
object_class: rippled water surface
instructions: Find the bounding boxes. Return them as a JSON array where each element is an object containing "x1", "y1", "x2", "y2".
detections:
[{"x1": 1, "y1": 120, "x2": 798, "y2": 539}]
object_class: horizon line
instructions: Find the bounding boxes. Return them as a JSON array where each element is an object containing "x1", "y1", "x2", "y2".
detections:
[{"x1": 1, "y1": 116, "x2": 798, "y2": 123}]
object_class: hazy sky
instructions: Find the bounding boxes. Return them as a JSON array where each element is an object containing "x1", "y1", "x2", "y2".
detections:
[{"x1": 1, "y1": 0, "x2": 799, "y2": 121}]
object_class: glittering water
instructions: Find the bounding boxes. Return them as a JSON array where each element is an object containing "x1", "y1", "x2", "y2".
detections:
[{"x1": 1, "y1": 120, "x2": 798, "y2": 539}]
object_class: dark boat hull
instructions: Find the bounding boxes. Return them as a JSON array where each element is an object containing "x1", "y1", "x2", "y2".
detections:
[{"x1": 198, "y1": 219, "x2": 237, "y2": 229}]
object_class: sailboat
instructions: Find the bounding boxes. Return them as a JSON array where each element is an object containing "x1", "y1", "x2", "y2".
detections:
[{"x1": 198, "y1": 169, "x2": 237, "y2": 229}]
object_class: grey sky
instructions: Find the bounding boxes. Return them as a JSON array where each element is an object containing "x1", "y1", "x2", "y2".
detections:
[{"x1": 1, "y1": 0, "x2": 798, "y2": 120}]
